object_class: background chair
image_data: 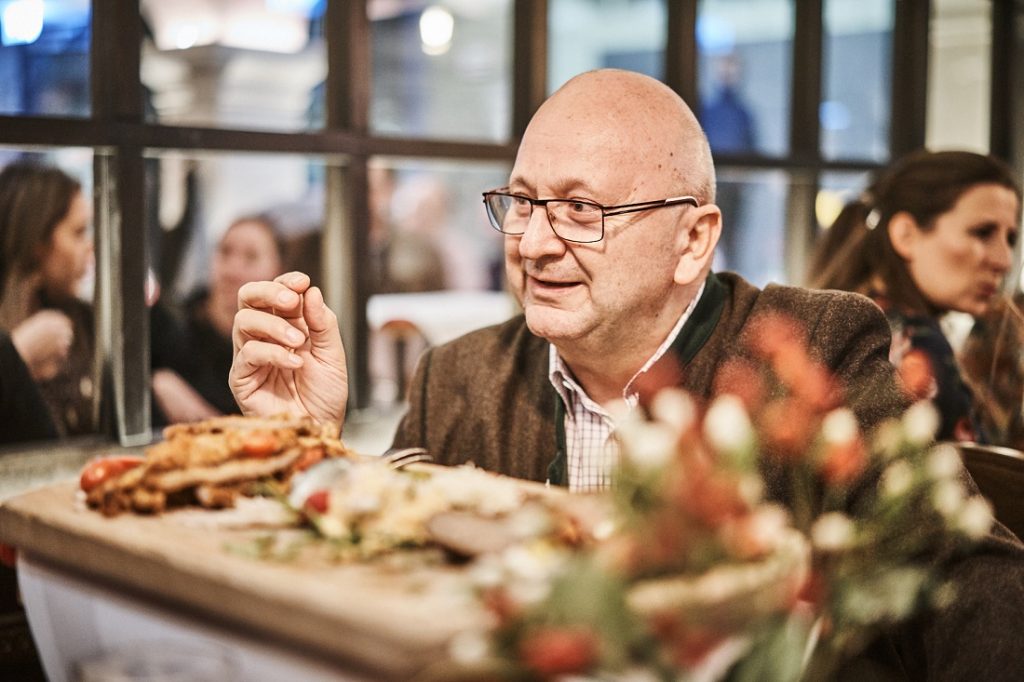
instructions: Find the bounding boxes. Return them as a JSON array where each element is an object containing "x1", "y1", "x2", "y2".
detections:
[{"x1": 957, "y1": 442, "x2": 1024, "y2": 540}]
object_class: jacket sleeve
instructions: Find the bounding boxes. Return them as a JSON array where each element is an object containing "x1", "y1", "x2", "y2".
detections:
[
  {"x1": 390, "y1": 346, "x2": 433, "y2": 451},
  {"x1": 0, "y1": 332, "x2": 59, "y2": 446}
]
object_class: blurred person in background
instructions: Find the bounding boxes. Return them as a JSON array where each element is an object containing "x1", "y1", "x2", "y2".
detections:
[
  {"x1": 959, "y1": 292, "x2": 1024, "y2": 449},
  {"x1": 810, "y1": 149, "x2": 1021, "y2": 442},
  {"x1": 0, "y1": 162, "x2": 96, "y2": 438},
  {"x1": 152, "y1": 214, "x2": 285, "y2": 422}
]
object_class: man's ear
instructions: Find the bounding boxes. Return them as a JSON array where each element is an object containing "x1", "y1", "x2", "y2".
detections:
[
  {"x1": 674, "y1": 204, "x2": 721, "y2": 285},
  {"x1": 887, "y1": 211, "x2": 919, "y2": 261}
]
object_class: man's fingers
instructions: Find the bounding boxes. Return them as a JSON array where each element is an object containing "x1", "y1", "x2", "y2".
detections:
[
  {"x1": 303, "y1": 287, "x2": 337, "y2": 335},
  {"x1": 273, "y1": 271, "x2": 311, "y2": 290},
  {"x1": 237, "y1": 275, "x2": 309, "y2": 314},
  {"x1": 233, "y1": 339, "x2": 304, "y2": 374},
  {"x1": 233, "y1": 308, "x2": 309, "y2": 353}
]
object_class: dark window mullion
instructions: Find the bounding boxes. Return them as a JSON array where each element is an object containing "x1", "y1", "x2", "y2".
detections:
[
  {"x1": 786, "y1": 0, "x2": 824, "y2": 285},
  {"x1": 665, "y1": 0, "x2": 698, "y2": 112},
  {"x1": 513, "y1": 0, "x2": 549, "y2": 140},
  {"x1": 91, "y1": 0, "x2": 149, "y2": 444},
  {"x1": 324, "y1": 0, "x2": 372, "y2": 409},
  {"x1": 990, "y1": 0, "x2": 1017, "y2": 165},
  {"x1": 890, "y1": 0, "x2": 929, "y2": 157}
]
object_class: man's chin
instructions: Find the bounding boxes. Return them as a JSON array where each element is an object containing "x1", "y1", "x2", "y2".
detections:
[{"x1": 523, "y1": 307, "x2": 588, "y2": 343}]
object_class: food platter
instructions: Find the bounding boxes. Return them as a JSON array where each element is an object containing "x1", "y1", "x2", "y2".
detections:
[{"x1": 0, "y1": 477, "x2": 494, "y2": 680}]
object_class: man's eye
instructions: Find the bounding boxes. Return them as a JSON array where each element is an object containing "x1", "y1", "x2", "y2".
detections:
[
  {"x1": 569, "y1": 201, "x2": 597, "y2": 213},
  {"x1": 511, "y1": 196, "x2": 531, "y2": 208}
]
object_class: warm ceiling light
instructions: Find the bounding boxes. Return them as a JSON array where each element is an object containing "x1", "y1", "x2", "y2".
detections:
[{"x1": 419, "y1": 5, "x2": 454, "y2": 56}]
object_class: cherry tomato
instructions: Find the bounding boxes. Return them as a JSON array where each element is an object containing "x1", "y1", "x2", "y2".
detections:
[
  {"x1": 294, "y1": 446, "x2": 325, "y2": 472},
  {"x1": 241, "y1": 431, "x2": 280, "y2": 458},
  {"x1": 79, "y1": 456, "x2": 144, "y2": 492},
  {"x1": 304, "y1": 490, "x2": 330, "y2": 514}
]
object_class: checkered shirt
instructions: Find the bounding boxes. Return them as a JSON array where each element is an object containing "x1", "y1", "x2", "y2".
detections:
[{"x1": 548, "y1": 282, "x2": 705, "y2": 492}]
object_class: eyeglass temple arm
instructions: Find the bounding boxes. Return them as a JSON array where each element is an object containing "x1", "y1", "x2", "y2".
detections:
[{"x1": 603, "y1": 196, "x2": 699, "y2": 217}]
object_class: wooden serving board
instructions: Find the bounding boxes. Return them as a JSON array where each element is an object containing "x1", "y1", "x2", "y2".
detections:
[{"x1": 0, "y1": 481, "x2": 489, "y2": 680}]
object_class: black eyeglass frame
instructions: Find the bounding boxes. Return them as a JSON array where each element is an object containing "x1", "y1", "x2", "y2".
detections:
[{"x1": 481, "y1": 189, "x2": 701, "y2": 244}]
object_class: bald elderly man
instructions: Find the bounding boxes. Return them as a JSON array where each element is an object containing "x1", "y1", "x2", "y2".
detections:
[{"x1": 230, "y1": 70, "x2": 1024, "y2": 678}]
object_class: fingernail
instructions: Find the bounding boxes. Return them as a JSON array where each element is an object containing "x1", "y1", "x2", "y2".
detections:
[
  {"x1": 286, "y1": 328, "x2": 305, "y2": 344},
  {"x1": 287, "y1": 353, "x2": 303, "y2": 367},
  {"x1": 277, "y1": 291, "x2": 296, "y2": 306}
]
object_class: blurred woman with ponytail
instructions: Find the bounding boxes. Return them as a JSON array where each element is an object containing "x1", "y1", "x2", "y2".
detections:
[{"x1": 810, "y1": 150, "x2": 1021, "y2": 442}]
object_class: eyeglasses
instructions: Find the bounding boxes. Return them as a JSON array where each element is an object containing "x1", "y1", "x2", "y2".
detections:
[{"x1": 481, "y1": 189, "x2": 699, "y2": 244}]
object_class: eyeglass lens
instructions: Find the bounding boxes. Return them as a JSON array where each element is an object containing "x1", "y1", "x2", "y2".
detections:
[{"x1": 486, "y1": 194, "x2": 603, "y2": 243}]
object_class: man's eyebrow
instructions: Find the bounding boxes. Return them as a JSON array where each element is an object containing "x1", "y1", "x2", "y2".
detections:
[{"x1": 507, "y1": 176, "x2": 600, "y2": 197}]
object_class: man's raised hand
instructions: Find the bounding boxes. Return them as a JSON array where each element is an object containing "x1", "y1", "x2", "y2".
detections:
[{"x1": 229, "y1": 272, "x2": 348, "y2": 427}]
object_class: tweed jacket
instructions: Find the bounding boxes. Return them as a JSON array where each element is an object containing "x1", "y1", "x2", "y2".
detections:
[{"x1": 393, "y1": 271, "x2": 1024, "y2": 680}]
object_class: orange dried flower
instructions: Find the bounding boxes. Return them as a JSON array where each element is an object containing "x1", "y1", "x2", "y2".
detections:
[
  {"x1": 898, "y1": 349, "x2": 937, "y2": 400},
  {"x1": 819, "y1": 437, "x2": 867, "y2": 486}
]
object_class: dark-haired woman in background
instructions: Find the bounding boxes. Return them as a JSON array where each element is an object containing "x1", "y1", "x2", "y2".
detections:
[
  {"x1": 810, "y1": 150, "x2": 1021, "y2": 442},
  {"x1": 152, "y1": 214, "x2": 285, "y2": 423},
  {"x1": 0, "y1": 162, "x2": 95, "y2": 440}
]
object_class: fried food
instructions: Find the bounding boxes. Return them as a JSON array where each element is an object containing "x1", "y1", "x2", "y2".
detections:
[{"x1": 83, "y1": 414, "x2": 353, "y2": 516}]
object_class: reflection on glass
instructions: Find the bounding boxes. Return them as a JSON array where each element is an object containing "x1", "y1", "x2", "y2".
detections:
[
  {"x1": 140, "y1": 0, "x2": 326, "y2": 131},
  {"x1": 697, "y1": 0, "x2": 793, "y2": 158},
  {"x1": 712, "y1": 169, "x2": 788, "y2": 287},
  {"x1": 0, "y1": 0, "x2": 91, "y2": 117},
  {"x1": 145, "y1": 150, "x2": 324, "y2": 425},
  {"x1": 0, "y1": 147, "x2": 95, "y2": 444},
  {"x1": 366, "y1": 158, "x2": 512, "y2": 405},
  {"x1": 369, "y1": 1, "x2": 512, "y2": 142},
  {"x1": 822, "y1": 0, "x2": 894, "y2": 161},
  {"x1": 816, "y1": 170, "x2": 871, "y2": 233},
  {"x1": 548, "y1": 0, "x2": 666, "y2": 93}
]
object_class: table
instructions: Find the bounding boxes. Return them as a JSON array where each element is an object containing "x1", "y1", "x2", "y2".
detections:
[{"x1": 0, "y1": 482, "x2": 488, "y2": 681}]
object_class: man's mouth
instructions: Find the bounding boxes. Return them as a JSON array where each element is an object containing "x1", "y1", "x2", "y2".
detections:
[{"x1": 527, "y1": 275, "x2": 581, "y2": 295}]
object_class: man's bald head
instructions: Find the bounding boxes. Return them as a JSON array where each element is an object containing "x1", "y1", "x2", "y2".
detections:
[{"x1": 525, "y1": 69, "x2": 716, "y2": 204}]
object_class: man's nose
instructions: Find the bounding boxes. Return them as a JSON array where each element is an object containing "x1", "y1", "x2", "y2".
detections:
[{"x1": 517, "y1": 204, "x2": 565, "y2": 258}]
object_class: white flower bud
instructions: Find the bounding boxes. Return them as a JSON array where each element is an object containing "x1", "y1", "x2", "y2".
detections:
[
  {"x1": 881, "y1": 461, "x2": 914, "y2": 498},
  {"x1": 925, "y1": 444, "x2": 962, "y2": 480},
  {"x1": 811, "y1": 512, "x2": 855, "y2": 552},
  {"x1": 902, "y1": 401, "x2": 940, "y2": 446},
  {"x1": 932, "y1": 479, "x2": 965, "y2": 518},
  {"x1": 621, "y1": 422, "x2": 676, "y2": 470},
  {"x1": 606, "y1": 398, "x2": 635, "y2": 427},
  {"x1": 957, "y1": 497, "x2": 993, "y2": 540},
  {"x1": 703, "y1": 394, "x2": 754, "y2": 455},
  {"x1": 874, "y1": 419, "x2": 904, "y2": 460},
  {"x1": 650, "y1": 388, "x2": 697, "y2": 434},
  {"x1": 822, "y1": 408, "x2": 859, "y2": 444}
]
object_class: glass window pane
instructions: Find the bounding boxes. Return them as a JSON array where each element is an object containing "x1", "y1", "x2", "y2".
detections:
[
  {"x1": 366, "y1": 158, "x2": 513, "y2": 407},
  {"x1": 369, "y1": 1, "x2": 512, "y2": 142},
  {"x1": 712, "y1": 169, "x2": 789, "y2": 286},
  {"x1": 145, "y1": 150, "x2": 325, "y2": 424},
  {"x1": 926, "y1": 0, "x2": 991, "y2": 151},
  {"x1": 548, "y1": 0, "x2": 666, "y2": 93},
  {"x1": 698, "y1": 0, "x2": 793, "y2": 157},
  {"x1": 0, "y1": 147, "x2": 96, "y2": 444},
  {"x1": 140, "y1": 0, "x2": 326, "y2": 131},
  {"x1": 0, "y1": 0, "x2": 91, "y2": 117},
  {"x1": 821, "y1": 0, "x2": 894, "y2": 161}
]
